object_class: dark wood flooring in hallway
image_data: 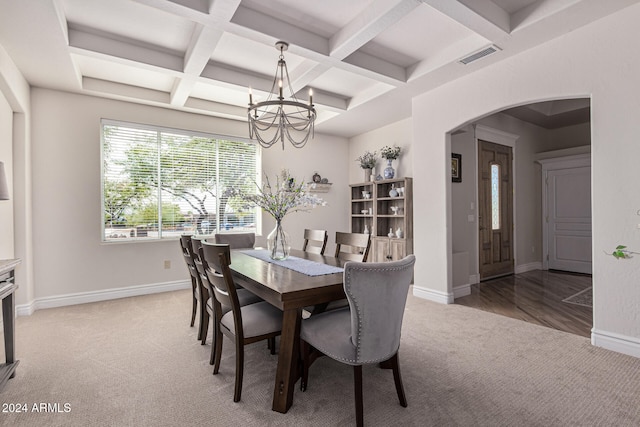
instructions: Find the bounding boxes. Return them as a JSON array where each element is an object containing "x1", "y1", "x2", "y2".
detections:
[{"x1": 454, "y1": 269, "x2": 593, "y2": 338}]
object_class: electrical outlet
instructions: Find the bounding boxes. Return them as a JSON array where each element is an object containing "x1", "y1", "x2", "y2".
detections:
[{"x1": 164, "y1": 260, "x2": 171, "y2": 269}]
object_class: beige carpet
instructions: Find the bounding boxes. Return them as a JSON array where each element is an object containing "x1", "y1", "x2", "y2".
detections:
[{"x1": 1, "y1": 288, "x2": 639, "y2": 426}]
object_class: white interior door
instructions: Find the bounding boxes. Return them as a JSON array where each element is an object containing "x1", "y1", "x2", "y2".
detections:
[{"x1": 547, "y1": 166, "x2": 592, "y2": 274}]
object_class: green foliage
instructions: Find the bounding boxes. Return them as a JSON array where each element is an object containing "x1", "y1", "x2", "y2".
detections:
[
  {"x1": 129, "y1": 202, "x2": 185, "y2": 227},
  {"x1": 611, "y1": 245, "x2": 633, "y2": 259},
  {"x1": 103, "y1": 125, "x2": 258, "y2": 234},
  {"x1": 356, "y1": 151, "x2": 377, "y2": 169}
]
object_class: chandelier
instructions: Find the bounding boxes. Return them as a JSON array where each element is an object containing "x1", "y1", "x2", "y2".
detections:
[{"x1": 248, "y1": 41, "x2": 316, "y2": 149}]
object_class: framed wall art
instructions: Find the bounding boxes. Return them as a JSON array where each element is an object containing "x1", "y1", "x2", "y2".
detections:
[{"x1": 451, "y1": 153, "x2": 462, "y2": 183}]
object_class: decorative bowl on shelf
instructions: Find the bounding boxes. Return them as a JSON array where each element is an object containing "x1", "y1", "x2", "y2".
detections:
[{"x1": 390, "y1": 206, "x2": 399, "y2": 215}]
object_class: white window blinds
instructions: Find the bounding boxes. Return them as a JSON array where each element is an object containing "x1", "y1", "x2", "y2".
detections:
[{"x1": 101, "y1": 120, "x2": 259, "y2": 241}]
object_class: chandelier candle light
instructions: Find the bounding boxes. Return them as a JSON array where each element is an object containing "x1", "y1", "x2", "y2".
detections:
[{"x1": 248, "y1": 41, "x2": 316, "y2": 149}]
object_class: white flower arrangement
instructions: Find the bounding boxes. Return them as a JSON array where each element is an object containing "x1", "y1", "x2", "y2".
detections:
[{"x1": 380, "y1": 145, "x2": 401, "y2": 160}]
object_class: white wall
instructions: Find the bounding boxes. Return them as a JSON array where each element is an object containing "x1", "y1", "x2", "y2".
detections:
[
  {"x1": 0, "y1": 92, "x2": 14, "y2": 258},
  {"x1": 26, "y1": 88, "x2": 348, "y2": 309},
  {"x1": 412, "y1": 3, "x2": 640, "y2": 357},
  {"x1": 348, "y1": 118, "x2": 412, "y2": 184},
  {"x1": 260, "y1": 133, "x2": 349, "y2": 255}
]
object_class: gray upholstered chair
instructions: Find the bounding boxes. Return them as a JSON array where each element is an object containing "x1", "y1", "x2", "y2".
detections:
[
  {"x1": 214, "y1": 232, "x2": 255, "y2": 249},
  {"x1": 300, "y1": 255, "x2": 416, "y2": 427},
  {"x1": 200, "y1": 242, "x2": 282, "y2": 402},
  {"x1": 302, "y1": 229, "x2": 328, "y2": 255},
  {"x1": 334, "y1": 231, "x2": 371, "y2": 262}
]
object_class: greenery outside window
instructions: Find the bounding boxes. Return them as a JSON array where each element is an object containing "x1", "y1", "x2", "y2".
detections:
[{"x1": 101, "y1": 120, "x2": 260, "y2": 242}]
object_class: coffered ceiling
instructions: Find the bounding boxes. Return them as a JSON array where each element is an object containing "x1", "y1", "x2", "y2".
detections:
[{"x1": 0, "y1": 0, "x2": 634, "y2": 137}]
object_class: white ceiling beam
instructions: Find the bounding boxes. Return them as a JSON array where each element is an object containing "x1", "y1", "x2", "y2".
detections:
[
  {"x1": 330, "y1": 0, "x2": 421, "y2": 59},
  {"x1": 171, "y1": 24, "x2": 225, "y2": 105},
  {"x1": 343, "y1": 50, "x2": 406, "y2": 82},
  {"x1": 422, "y1": 0, "x2": 511, "y2": 41},
  {"x1": 83, "y1": 77, "x2": 171, "y2": 103},
  {"x1": 68, "y1": 27, "x2": 184, "y2": 73},
  {"x1": 230, "y1": 5, "x2": 329, "y2": 56}
]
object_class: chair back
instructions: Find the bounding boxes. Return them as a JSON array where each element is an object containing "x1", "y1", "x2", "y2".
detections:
[
  {"x1": 179, "y1": 235, "x2": 199, "y2": 278},
  {"x1": 200, "y1": 242, "x2": 241, "y2": 321},
  {"x1": 344, "y1": 255, "x2": 415, "y2": 364},
  {"x1": 302, "y1": 229, "x2": 328, "y2": 255},
  {"x1": 191, "y1": 237, "x2": 211, "y2": 297},
  {"x1": 214, "y1": 232, "x2": 255, "y2": 249},
  {"x1": 335, "y1": 232, "x2": 371, "y2": 262}
]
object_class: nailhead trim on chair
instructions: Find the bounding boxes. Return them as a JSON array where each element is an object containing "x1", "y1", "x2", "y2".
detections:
[{"x1": 344, "y1": 261, "x2": 413, "y2": 364}]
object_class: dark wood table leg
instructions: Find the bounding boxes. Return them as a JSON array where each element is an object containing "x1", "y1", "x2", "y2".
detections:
[{"x1": 272, "y1": 307, "x2": 301, "y2": 413}]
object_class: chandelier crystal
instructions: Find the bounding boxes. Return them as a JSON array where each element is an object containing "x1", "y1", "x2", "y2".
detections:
[{"x1": 248, "y1": 41, "x2": 316, "y2": 149}]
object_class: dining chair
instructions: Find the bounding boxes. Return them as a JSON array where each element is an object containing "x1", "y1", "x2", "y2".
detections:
[
  {"x1": 300, "y1": 255, "x2": 416, "y2": 426},
  {"x1": 200, "y1": 242, "x2": 283, "y2": 402},
  {"x1": 304, "y1": 231, "x2": 372, "y2": 318},
  {"x1": 214, "y1": 232, "x2": 255, "y2": 249},
  {"x1": 302, "y1": 229, "x2": 328, "y2": 255},
  {"x1": 192, "y1": 238, "x2": 261, "y2": 349},
  {"x1": 334, "y1": 231, "x2": 371, "y2": 262},
  {"x1": 179, "y1": 235, "x2": 206, "y2": 340}
]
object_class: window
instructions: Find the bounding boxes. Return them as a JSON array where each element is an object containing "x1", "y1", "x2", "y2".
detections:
[
  {"x1": 101, "y1": 120, "x2": 260, "y2": 241},
  {"x1": 491, "y1": 163, "x2": 500, "y2": 230}
]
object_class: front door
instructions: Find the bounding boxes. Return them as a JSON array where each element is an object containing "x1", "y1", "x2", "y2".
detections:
[{"x1": 478, "y1": 140, "x2": 514, "y2": 280}]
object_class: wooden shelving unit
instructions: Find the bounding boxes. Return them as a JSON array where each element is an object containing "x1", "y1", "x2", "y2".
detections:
[{"x1": 349, "y1": 177, "x2": 413, "y2": 262}]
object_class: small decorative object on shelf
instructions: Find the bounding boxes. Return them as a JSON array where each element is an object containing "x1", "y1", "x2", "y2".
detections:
[
  {"x1": 395, "y1": 227, "x2": 403, "y2": 238},
  {"x1": 364, "y1": 224, "x2": 370, "y2": 234},
  {"x1": 312, "y1": 172, "x2": 322, "y2": 183},
  {"x1": 390, "y1": 206, "x2": 399, "y2": 215},
  {"x1": 388, "y1": 228, "x2": 394, "y2": 238},
  {"x1": 389, "y1": 184, "x2": 399, "y2": 197},
  {"x1": 356, "y1": 150, "x2": 377, "y2": 182},
  {"x1": 381, "y1": 145, "x2": 401, "y2": 179}
]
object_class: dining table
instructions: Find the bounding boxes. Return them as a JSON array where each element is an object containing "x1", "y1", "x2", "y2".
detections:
[{"x1": 229, "y1": 248, "x2": 346, "y2": 413}]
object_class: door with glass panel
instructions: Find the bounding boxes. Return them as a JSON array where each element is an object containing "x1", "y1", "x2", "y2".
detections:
[{"x1": 478, "y1": 140, "x2": 514, "y2": 280}]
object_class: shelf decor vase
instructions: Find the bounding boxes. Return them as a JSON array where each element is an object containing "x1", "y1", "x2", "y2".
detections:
[
  {"x1": 364, "y1": 168, "x2": 372, "y2": 182},
  {"x1": 383, "y1": 159, "x2": 395, "y2": 179},
  {"x1": 267, "y1": 220, "x2": 290, "y2": 260}
]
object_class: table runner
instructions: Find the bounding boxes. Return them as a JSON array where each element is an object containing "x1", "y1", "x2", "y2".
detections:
[{"x1": 241, "y1": 249, "x2": 344, "y2": 276}]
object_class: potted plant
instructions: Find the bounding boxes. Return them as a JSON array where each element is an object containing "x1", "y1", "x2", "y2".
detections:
[
  {"x1": 356, "y1": 151, "x2": 377, "y2": 182},
  {"x1": 381, "y1": 145, "x2": 401, "y2": 179}
]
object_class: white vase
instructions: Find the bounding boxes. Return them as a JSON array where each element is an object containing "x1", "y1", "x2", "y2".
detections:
[{"x1": 267, "y1": 220, "x2": 290, "y2": 260}]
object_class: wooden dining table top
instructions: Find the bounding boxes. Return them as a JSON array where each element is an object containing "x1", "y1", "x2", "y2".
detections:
[
  {"x1": 229, "y1": 249, "x2": 347, "y2": 311},
  {"x1": 227, "y1": 248, "x2": 347, "y2": 413}
]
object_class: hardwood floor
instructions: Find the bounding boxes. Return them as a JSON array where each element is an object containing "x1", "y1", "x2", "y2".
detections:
[{"x1": 455, "y1": 269, "x2": 593, "y2": 337}]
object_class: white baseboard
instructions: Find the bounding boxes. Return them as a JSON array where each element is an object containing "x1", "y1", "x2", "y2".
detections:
[
  {"x1": 469, "y1": 274, "x2": 479, "y2": 284},
  {"x1": 413, "y1": 285, "x2": 454, "y2": 304},
  {"x1": 453, "y1": 284, "x2": 471, "y2": 299},
  {"x1": 515, "y1": 262, "x2": 542, "y2": 274},
  {"x1": 591, "y1": 328, "x2": 640, "y2": 359},
  {"x1": 16, "y1": 280, "x2": 191, "y2": 316}
]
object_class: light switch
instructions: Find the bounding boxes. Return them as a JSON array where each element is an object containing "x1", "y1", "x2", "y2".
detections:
[{"x1": 468, "y1": 214, "x2": 475, "y2": 222}]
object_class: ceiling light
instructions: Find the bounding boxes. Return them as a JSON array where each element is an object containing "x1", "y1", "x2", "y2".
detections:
[{"x1": 248, "y1": 41, "x2": 316, "y2": 149}]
